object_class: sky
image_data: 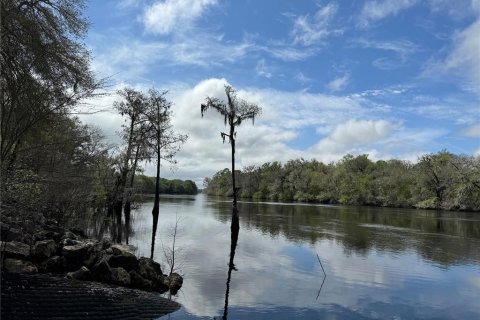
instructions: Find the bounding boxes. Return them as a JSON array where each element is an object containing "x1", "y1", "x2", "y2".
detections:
[{"x1": 79, "y1": 0, "x2": 480, "y2": 186}]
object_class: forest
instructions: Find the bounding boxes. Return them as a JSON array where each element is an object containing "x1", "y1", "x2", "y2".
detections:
[
  {"x1": 203, "y1": 152, "x2": 480, "y2": 211},
  {"x1": 0, "y1": 0, "x2": 188, "y2": 223}
]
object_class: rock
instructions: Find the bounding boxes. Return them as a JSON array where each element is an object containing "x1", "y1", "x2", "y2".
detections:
[
  {"x1": 129, "y1": 270, "x2": 154, "y2": 291},
  {"x1": 110, "y1": 244, "x2": 136, "y2": 256},
  {"x1": 4, "y1": 258, "x2": 38, "y2": 274},
  {"x1": 60, "y1": 238, "x2": 81, "y2": 247},
  {"x1": 166, "y1": 273, "x2": 183, "y2": 294},
  {"x1": 3, "y1": 227, "x2": 25, "y2": 242},
  {"x1": 66, "y1": 266, "x2": 90, "y2": 280},
  {"x1": 155, "y1": 274, "x2": 170, "y2": 293},
  {"x1": 21, "y1": 219, "x2": 36, "y2": 234},
  {"x1": 62, "y1": 231, "x2": 79, "y2": 241},
  {"x1": 91, "y1": 257, "x2": 112, "y2": 281},
  {"x1": 69, "y1": 227, "x2": 86, "y2": 238},
  {"x1": 32, "y1": 239, "x2": 56, "y2": 260},
  {"x1": 41, "y1": 255, "x2": 66, "y2": 273},
  {"x1": 108, "y1": 252, "x2": 138, "y2": 271},
  {"x1": 136, "y1": 257, "x2": 162, "y2": 282},
  {"x1": 0, "y1": 241, "x2": 30, "y2": 259},
  {"x1": 44, "y1": 224, "x2": 65, "y2": 236},
  {"x1": 62, "y1": 240, "x2": 98, "y2": 269},
  {"x1": 34, "y1": 230, "x2": 61, "y2": 243},
  {"x1": 111, "y1": 267, "x2": 131, "y2": 286}
]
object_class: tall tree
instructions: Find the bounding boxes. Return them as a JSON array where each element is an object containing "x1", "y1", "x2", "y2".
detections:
[
  {"x1": 113, "y1": 88, "x2": 148, "y2": 220},
  {"x1": 1, "y1": 0, "x2": 100, "y2": 179},
  {"x1": 144, "y1": 89, "x2": 187, "y2": 259},
  {"x1": 201, "y1": 85, "x2": 261, "y2": 209}
]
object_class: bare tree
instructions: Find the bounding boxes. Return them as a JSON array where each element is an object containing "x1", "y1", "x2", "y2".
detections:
[{"x1": 201, "y1": 85, "x2": 261, "y2": 210}]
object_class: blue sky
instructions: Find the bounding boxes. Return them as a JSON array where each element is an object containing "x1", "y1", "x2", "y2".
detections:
[{"x1": 80, "y1": 0, "x2": 480, "y2": 184}]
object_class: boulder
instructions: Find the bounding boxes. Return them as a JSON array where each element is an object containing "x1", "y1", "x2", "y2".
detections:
[
  {"x1": 108, "y1": 252, "x2": 138, "y2": 271},
  {"x1": 3, "y1": 227, "x2": 26, "y2": 243},
  {"x1": 41, "y1": 255, "x2": 66, "y2": 273},
  {"x1": 34, "y1": 230, "x2": 61, "y2": 243},
  {"x1": 4, "y1": 258, "x2": 38, "y2": 274},
  {"x1": 155, "y1": 274, "x2": 170, "y2": 293},
  {"x1": 136, "y1": 257, "x2": 162, "y2": 282},
  {"x1": 0, "y1": 241, "x2": 30, "y2": 259},
  {"x1": 110, "y1": 244, "x2": 136, "y2": 256},
  {"x1": 129, "y1": 270, "x2": 154, "y2": 291},
  {"x1": 166, "y1": 273, "x2": 183, "y2": 294},
  {"x1": 62, "y1": 240, "x2": 98, "y2": 269},
  {"x1": 66, "y1": 266, "x2": 91, "y2": 280},
  {"x1": 110, "y1": 267, "x2": 131, "y2": 286},
  {"x1": 91, "y1": 257, "x2": 112, "y2": 281},
  {"x1": 20, "y1": 219, "x2": 36, "y2": 234},
  {"x1": 32, "y1": 239, "x2": 56, "y2": 260}
]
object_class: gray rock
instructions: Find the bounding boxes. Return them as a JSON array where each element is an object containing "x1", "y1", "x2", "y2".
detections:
[
  {"x1": 108, "y1": 252, "x2": 138, "y2": 271},
  {"x1": 111, "y1": 267, "x2": 131, "y2": 286},
  {"x1": 62, "y1": 240, "x2": 96, "y2": 261},
  {"x1": 4, "y1": 258, "x2": 38, "y2": 274},
  {"x1": 0, "y1": 241, "x2": 30, "y2": 258},
  {"x1": 62, "y1": 231, "x2": 79, "y2": 241},
  {"x1": 62, "y1": 240, "x2": 98, "y2": 269},
  {"x1": 137, "y1": 257, "x2": 162, "y2": 282},
  {"x1": 32, "y1": 239, "x2": 56, "y2": 260},
  {"x1": 129, "y1": 270, "x2": 154, "y2": 291},
  {"x1": 21, "y1": 219, "x2": 36, "y2": 234},
  {"x1": 41, "y1": 255, "x2": 65, "y2": 273},
  {"x1": 166, "y1": 273, "x2": 183, "y2": 294},
  {"x1": 34, "y1": 230, "x2": 61, "y2": 242},
  {"x1": 155, "y1": 274, "x2": 170, "y2": 293},
  {"x1": 91, "y1": 257, "x2": 112, "y2": 281},
  {"x1": 110, "y1": 244, "x2": 136, "y2": 256},
  {"x1": 66, "y1": 266, "x2": 91, "y2": 280},
  {"x1": 3, "y1": 227, "x2": 24, "y2": 242}
]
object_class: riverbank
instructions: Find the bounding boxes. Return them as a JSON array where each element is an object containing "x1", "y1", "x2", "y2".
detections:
[{"x1": 0, "y1": 207, "x2": 183, "y2": 294}]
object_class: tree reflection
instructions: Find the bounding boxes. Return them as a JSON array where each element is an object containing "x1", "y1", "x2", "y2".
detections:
[{"x1": 221, "y1": 208, "x2": 240, "y2": 320}]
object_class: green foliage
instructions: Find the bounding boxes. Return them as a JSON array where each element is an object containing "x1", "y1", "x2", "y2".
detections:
[
  {"x1": 203, "y1": 152, "x2": 480, "y2": 211},
  {"x1": 134, "y1": 175, "x2": 198, "y2": 195}
]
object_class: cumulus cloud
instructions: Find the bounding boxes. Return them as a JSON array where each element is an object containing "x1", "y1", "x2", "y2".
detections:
[
  {"x1": 290, "y1": 2, "x2": 342, "y2": 46},
  {"x1": 358, "y1": 0, "x2": 417, "y2": 27},
  {"x1": 143, "y1": 0, "x2": 217, "y2": 35},
  {"x1": 310, "y1": 120, "x2": 392, "y2": 160}
]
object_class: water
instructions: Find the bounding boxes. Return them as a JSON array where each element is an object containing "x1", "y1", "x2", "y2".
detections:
[{"x1": 95, "y1": 194, "x2": 480, "y2": 319}]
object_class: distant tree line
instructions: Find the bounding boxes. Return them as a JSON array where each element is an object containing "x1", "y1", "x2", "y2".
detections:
[
  {"x1": 203, "y1": 151, "x2": 480, "y2": 211},
  {"x1": 135, "y1": 175, "x2": 198, "y2": 195}
]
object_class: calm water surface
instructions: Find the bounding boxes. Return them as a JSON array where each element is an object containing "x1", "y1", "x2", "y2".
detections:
[{"x1": 92, "y1": 194, "x2": 480, "y2": 319}]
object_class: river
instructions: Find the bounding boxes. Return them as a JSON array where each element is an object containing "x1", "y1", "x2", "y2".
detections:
[{"x1": 86, "y1": 194, "x2": 480, "y2": 319}]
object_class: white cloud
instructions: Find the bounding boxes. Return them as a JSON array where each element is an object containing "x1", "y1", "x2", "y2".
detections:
[
  {"x1": 464, "y1": 124, "x2": 480, "y2": 137},
  {"x1": 423, "y1": 18, "x2": 480, "y2": 88},
  {"x1": 310, "y1": 120, "x2": 393, "y2": 159},
  {"x1": 143, "y1": 0, "x2": 217, "y2": 35},
  {"x1": 290, "y1": 2, "x2": 342, "y2": 46},
  {"x1": 358, "y1": 0, "x2": 417, "y2": 27},
  {"x1": 327, "y1": 74, "x2": 350, "y2": 92}
]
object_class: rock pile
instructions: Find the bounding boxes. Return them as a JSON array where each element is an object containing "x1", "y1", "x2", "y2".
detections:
[{"x1": 0, "y1": 212, "x2": 183, "y2": 294}]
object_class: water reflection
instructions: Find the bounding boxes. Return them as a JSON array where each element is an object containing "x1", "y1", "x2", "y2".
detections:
[
  {"x1": 221, "y1": 209, "x2": 240, "y2": 320},
  {"x1": 68, "y1": 195, "x2": 480, "y2": 320}
]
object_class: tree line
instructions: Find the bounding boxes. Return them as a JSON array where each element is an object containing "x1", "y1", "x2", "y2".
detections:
[
  {"x1": 203, "y1": 151, "x2": 480, "y2": 211},
  {"x1": 135, "y1": 175, "x2": 198, "y2": 195}
]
